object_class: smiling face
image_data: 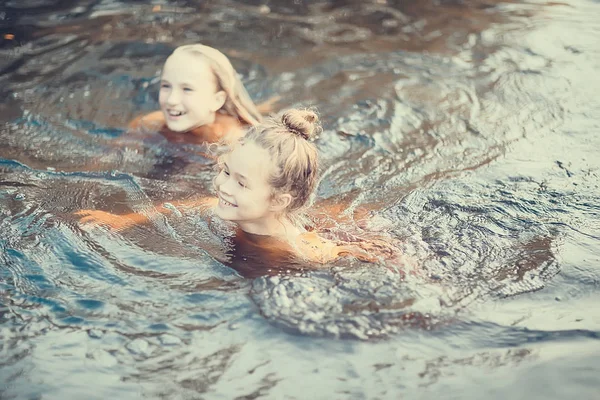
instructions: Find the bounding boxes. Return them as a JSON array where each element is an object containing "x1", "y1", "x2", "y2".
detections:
[
  {"x1": 213, "y1": 142, "x2": 280, "y2": 232},
  {"x1": 158, "y1": 51, "x2": 226, "y2": 132}
]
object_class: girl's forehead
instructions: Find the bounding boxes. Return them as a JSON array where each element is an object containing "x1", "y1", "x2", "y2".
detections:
[
  {"x1": 162, "y1": 53, "x2": 214, "y2": 80},
  {"x1": 227, "y1": 143, "x2": 272, "y2": 179}
]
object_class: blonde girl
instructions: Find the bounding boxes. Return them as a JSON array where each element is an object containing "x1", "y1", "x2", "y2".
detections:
[
  {"x1": 130, "y1": 44, "x2": 263, "y2": 144},
  {"x1": 79, "y1": 109, "x2": 395, "y2": 266}
]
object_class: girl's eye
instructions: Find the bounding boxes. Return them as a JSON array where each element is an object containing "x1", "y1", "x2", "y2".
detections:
[
  {"x1": 183, "y1": 87, "x2": 193, "y2": 92},
  {"x1": 223, "y1": 170, "x2": 230, "y2": 176},
  {"x1": 238, "y1": 181, "x2": 246, "y2": 188},
  {"x1": 160, "y1": 83, "x2": 171, "y2": 89}
]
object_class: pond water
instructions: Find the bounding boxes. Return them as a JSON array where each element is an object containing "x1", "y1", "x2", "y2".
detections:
[{"x1": 1, "y1": 0, "x2": 599, "y2": 398}]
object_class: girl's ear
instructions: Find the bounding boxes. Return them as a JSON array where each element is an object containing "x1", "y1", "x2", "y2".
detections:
[
  {"x1": 269, "y1": 193, "x2": 292, "y2": 213},
  {"x1": 211, "y1": 90, "x2": 227, "y2": 112}
]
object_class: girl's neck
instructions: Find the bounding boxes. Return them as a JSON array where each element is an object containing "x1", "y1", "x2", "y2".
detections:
[
  {"x1": 188, "y1": 114, "x2": 219, "y2": 138},
  {"x1": 237, "y1": 215, "x2": 302, "y2": 240},
  {"x1": 188, "y1": 113, "x2": 242, "y2": 143}
]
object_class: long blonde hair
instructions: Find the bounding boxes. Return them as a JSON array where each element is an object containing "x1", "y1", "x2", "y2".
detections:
[{"x1": 172, "y1": 44, "x2": 262, "y2": 126}]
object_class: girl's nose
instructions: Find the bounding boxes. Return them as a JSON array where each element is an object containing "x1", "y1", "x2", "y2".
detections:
[{"x1": 166, "y1": 89, "x2": 181, "y2": 105}]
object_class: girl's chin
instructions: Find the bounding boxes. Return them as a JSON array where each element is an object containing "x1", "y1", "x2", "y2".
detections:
[
  {"x1": 165, "y1": 122, "x2": 192, "y2": 133},
  {"x1": 214, "y1": 206, "x2": 233, "y2": 220}
]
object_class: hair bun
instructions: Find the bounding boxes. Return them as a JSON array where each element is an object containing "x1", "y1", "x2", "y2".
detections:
[{"x1": 281, "y1": 109, "x2": 320, "y2": 140}]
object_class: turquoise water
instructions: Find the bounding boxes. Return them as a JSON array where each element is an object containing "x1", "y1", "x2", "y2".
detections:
[{"x1": 1, "y1": 0, "x2": 599, "y2": 398}]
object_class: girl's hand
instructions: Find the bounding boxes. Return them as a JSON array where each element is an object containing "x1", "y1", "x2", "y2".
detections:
[{"x1": 75, "y1": 210, "x2": 140, "y2": 231}]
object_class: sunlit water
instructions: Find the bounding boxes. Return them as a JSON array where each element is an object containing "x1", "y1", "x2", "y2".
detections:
[{"x1": 1, "y1": 0, "x2": 599, "y2": 398}]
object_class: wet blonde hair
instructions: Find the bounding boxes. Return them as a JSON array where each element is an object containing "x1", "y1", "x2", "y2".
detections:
[
  {"x1": 172, "y1": 44, "x2": 262, "y2": 126},
  {"x1": 241, "y1": 108, "x2": 321, "y2": 217}
]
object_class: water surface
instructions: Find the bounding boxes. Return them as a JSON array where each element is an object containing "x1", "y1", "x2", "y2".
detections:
[{"x1": 1, "y1": 0, "x2": 599, "y2": 398}]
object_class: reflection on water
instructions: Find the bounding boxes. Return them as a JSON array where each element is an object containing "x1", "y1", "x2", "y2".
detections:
[{"x1": 1, "y1": 0, "x2": 600, "y2": 398}]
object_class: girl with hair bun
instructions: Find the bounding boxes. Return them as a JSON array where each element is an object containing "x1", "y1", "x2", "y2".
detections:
[
  {"x1": 78, "y1": 108, "x2": 395, "y2": 270},
  {"x1": 129, "y1": 43, "x2": 265, "y2": 144}
]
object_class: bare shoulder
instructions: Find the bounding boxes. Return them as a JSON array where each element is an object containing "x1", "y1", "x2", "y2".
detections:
[
  {"x1": 215, "y1": 113, "x2": 245, "y2": 142},
  {"x1": 295, "y1": 232, "x2": 341, "y2": 264},
  {"x1": 129, "y1": 111, "x2": 165, "y2": 130}
]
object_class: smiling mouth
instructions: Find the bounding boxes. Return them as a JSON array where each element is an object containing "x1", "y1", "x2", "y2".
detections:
[
  {"x1": 218, "y1": 194, "x2": 237, "y2": 208},
  {"x1": 166, "y1": 110, "x2": 185, "y2": 118}
]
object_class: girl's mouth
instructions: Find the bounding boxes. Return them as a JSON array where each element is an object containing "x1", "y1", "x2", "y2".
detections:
[
  {"x1": 218, "y1": 194, "x2": 237, "y2": 208},
  {"x1": 167, "y1": 110, "x2": 185, "y2": 118}
]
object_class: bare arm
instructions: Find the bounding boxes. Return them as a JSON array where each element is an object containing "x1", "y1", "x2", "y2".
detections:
[
  {"x1": 76, "y1": 197, "x2": 217, "y2": 231},
  {"x1": 295, "y1": 232, "x2": 396, "y2": 264},
  {"x1": 255, "y1": 95, "x2": 281, "y2": 115}
]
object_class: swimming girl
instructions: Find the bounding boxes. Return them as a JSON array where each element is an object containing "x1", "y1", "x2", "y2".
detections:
[
  {"x1": 129, "y1": 43, "x2": 264, "y2": 145},
  {"x1": 78, "y1": 109, "x2": 396, "y2": 268}
]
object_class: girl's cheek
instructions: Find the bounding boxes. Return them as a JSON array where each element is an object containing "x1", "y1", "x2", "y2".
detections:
[
  {"x1": 158, "y1": 93, "x2": 167, "y2": 105},
  {"x1": 215, "y1": 171, "x2": 230, "y2": 188}
]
